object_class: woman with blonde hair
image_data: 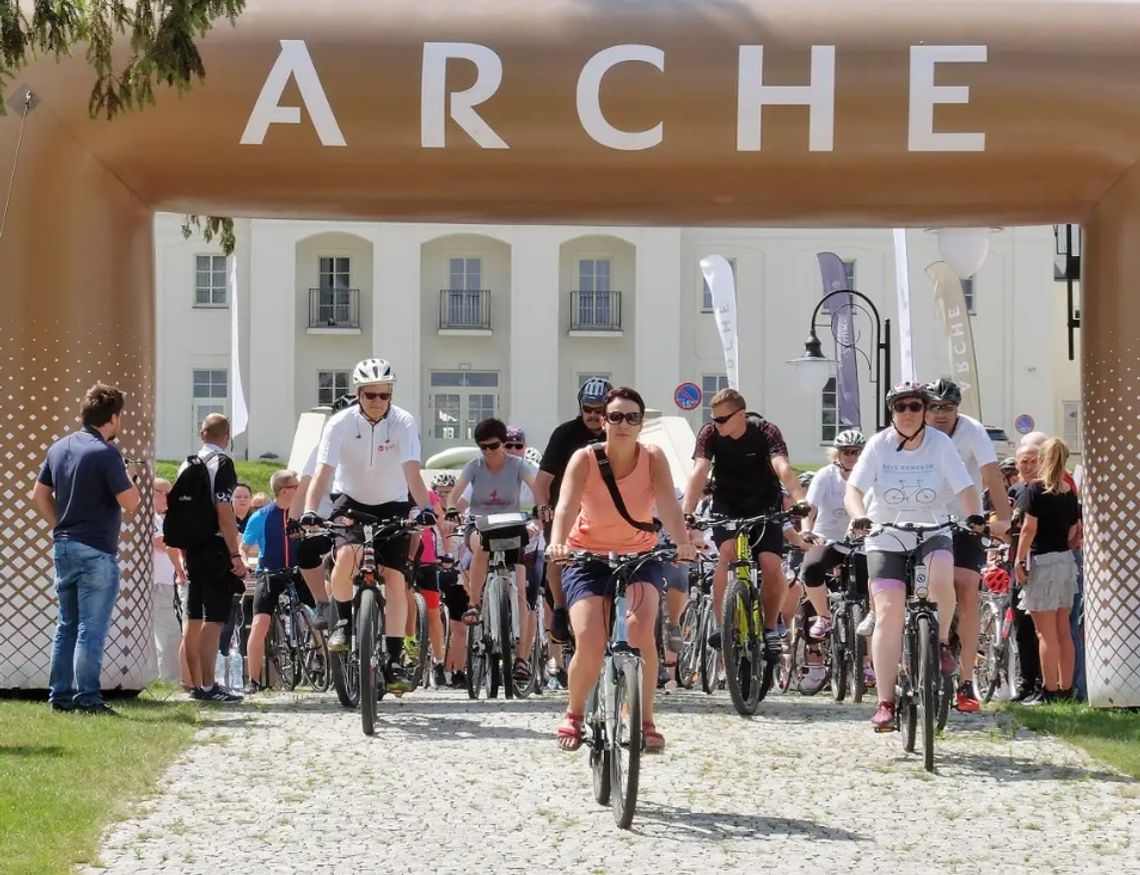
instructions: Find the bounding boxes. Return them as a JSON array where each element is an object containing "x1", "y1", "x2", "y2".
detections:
[{"x1": 1013, "y1": 438, "x2": 1082, "y2": 702}]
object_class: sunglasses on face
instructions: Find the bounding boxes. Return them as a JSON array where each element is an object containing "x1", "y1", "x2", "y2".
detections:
[
  {"x1": 504, "y1": 442, "x2": 524, "y2": 450},
  {"x1": 479, "y1": 441, "x2": 503, "y2": 452},
  {"x1": 581, "y1": 405, "x2": 606, "y2": 416},
  {"x1": 928, "y1": 403, "x2": 957, "y2": 413},
  {"x1": 711, "y1": 408, "x2": 742, "y2": 425},
  {"x1": 361, "y1": 391, "x2": 392, "y2": 401},
  {"x1": 840, "y1": 448, "x2": 862, "y2": 457},
  {"x1": 605, "y1": 411, "x2": 644, "y2": 425},
  {"x1": 892, "y1": 401, "x2": 925, "y2": 414}
]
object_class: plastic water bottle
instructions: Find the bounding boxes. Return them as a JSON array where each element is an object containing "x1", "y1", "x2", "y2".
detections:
[
  {"x1": 214, "y1": 652, "x2": 227, "y2": 688},
  {"x1": 226, "y1": 649, "x2": 244, "y2": 692}
]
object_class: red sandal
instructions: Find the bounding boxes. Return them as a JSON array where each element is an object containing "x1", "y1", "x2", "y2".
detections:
[
  {"x1": 556, "y1": 711, "x2": 584, "y2": 751},
  {"x1": 642, "y1": 721, "x2": 666, "y2": 753}
]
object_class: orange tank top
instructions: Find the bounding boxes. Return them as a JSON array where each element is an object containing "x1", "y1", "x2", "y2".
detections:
[{"x1": 568, "y1": 444, "x2": 658, "y2": 554}]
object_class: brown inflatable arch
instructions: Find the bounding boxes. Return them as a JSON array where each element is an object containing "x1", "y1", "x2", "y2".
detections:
[{"x1": 1, "y1": 0, "x2": 1137, "y2": 705}]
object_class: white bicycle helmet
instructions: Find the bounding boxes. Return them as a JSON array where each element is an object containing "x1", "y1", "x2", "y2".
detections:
[
  {"x1": 833, "y1": 429, "x2": 866, "y2": 449},
  {"x1": 352, "y1": 358, "x2": 396, "y2": 388},
  {"x1": 431, "y1": 472, "x2": 456, "y2": 489},
  {"x1": 524, "y1": 446, "x2": 543, "y2": 466},
  {"x1": 578, "y1": 377, "x2": 613, "y2": 406}
]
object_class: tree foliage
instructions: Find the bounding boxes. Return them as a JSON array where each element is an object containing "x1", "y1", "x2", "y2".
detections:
[{"x1": 1, "y1": 0, "x2": 245, "y2": 252}]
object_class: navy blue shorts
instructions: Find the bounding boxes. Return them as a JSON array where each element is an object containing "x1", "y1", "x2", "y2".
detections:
[{"x1": 561, "y1": 558, "x2": 666, "y2": 609}]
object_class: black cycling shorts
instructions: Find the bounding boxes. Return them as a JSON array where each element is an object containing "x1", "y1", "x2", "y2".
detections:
[
  {"x1": 184, "y1": 541, "x2": 242, "y2": 624},
  {"x1": 710, "y1": 500, "x2": 784, "y2": 558},
  {"x1": 952, "y1": 529, "x2": 987, "y2": 573},
  {"x1": 440, "y1": 567, "x2": 469, "y2": 619},
  {"x1": 252, "y1": 568, "x2": 315, "y2": 616},
  {"x1": 329, "y1": 495, "x2": 412, "y2": 573}
]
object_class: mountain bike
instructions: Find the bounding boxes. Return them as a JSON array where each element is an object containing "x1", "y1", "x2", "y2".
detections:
[
  {"x1": 696, "y1": 508, "x2": 807, "y2": 717},
  {"x1": 304, "y1": 512, "x2": 418, "y2": 736},
  {"x1": 405, "y1": 574, "x2": 430, "y2": 692},
  {"x1": 565, "y1": 546, "x2": 678, "y2": 830},
  {"x1": 827, "y1": 538, "x2": 868, "y2": 703},
  {"x1": 514, "y1": 582, "x2": 547, "y2": 698},
  {"x1": 258, "y1": 567, "x2": 330, "y2": 692},
  {"x1": 974, "y1": 544, "x2": 1015, "y2": 703},
  {"x1": 460, "y1": 512, "x2": 532, "y2": 701},
  {"x1": 675, "y1": 557, "x2": 714, "y2": 691}
]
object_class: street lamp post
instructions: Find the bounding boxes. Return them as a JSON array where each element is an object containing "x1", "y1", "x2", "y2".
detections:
[{"x1": 788, "y1": 289, "x2": 892, "y2": 431}]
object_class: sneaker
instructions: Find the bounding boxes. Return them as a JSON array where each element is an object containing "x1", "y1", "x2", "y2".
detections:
[
  {"x1": 386, "y1": 663, "x2": 410, "y2": 694},
  {"x1": 856, "y1": 611, "x2": 876, "y2": 637},
  {"x1": 955, "y1": 681, "x2": 981, "y2": 713},
  {"x1": 555, "y1": 668, "x2": 569, "y2": 689},
  {"x1": 707, "y1": 630, "x2": 722, "y2": 650},
  {"x1": 328, "y1": 621, "x2": 350, "y2": 653},
  {"x1": 311, "y1": 601, "x2": 330, "y2": 631},
  {"x1": 809, "y1": 615, "x2": 833, "y2": 639},
  {"x1": 863, "y1": 665, "x2": 877, "y2": 687},
  {"x1": 450, "y1": 670, "x2": 467, "y2": 688},
  {"x1": 200, "y1": 684, "x2": 243, "y2": 703},
  {"x1": 76, "y1": 702, "x2": 118, "y2": 716},
  {"x1": 433, "y1": 663, "x2": 447, "y2": 688},
  {"x1": 664, "y1": 620, "x2": 684, "y2": 654},
  {"x1": 871, "y1": 700, "x2": 896, "y2": 731},
  {"x1": 244, "y1": 680, "x2": 267, "y2": 695},
  {"x1": 50, "y1": 701, "x2": 76, "y2": 713},
  {"x1": 939, "y1": 643, "x2": 956, "y2": 678},
  {"x1": 189, "y1": 687, "x2": 209, "y2": 701},
  {"x1": 763, "y1": 630, "x2": 783, "y2": 659},
  {"x1": 551, "y1": 607, "x2": 571, "y2": 644}
]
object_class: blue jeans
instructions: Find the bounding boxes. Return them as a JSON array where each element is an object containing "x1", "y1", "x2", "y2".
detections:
[
  {"x1": 49, "y1": 540, "x2": 121, "y2": 708},
  {"x1": 1071, "y1": 548, "x2": 1086, "y2": 701}
]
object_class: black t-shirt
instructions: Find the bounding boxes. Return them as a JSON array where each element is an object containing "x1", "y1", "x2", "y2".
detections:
[
  {"x1": 1015, "y1": 481, "x2": 1081, "y2": 554},
  {"x1": 693, "y1": 414, "x2": 789, "y2": 510},
  {"x1": 539, "y1": 417, "x2": 603, "y2": 503}
]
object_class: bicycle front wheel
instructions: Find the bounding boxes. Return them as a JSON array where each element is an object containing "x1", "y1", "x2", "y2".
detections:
[
  {"x1": 722, "y1": 579, "x2": 763, "y2": 716},
  {"x1": 296, "y1": 608, "x2": 330, "y2": 692},
  {"x1": 698, "y1": 600, "x2": 718, "y2": 695},
  {"x1": 407, "y1": 592, "x2": 429, "y2": 692},
  {"x1": 918, "y1": 614, "x2": 938, "y2": 772},
  {"x1": 358, "y1": 588, "x2": 381, "y2": 736},
  {"x1": 676, "y1": 599, "x2": 700, "y2": 689},
  {"x1": 499, "y1": 579, "x2": 515, "y2": 700},
  {"x1": 975, "y1": 602, "x2": 1001, "y2": 703},
  {"x1": 610, "y1": 657, "x2": 642, "y2": 829},
  {"x1": 851, "y1": 604, "x2": 868, "y2": 704},
  {"x1": 465, "y1": 616, "x2": 488, "y2": 701},
  {"x1": 586, "y1": 681, "x2": 610, "y2": 805}
]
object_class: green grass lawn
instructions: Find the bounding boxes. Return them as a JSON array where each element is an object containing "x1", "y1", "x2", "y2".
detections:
[
  {"x1": 1002, "y1": 700, "x2": 1140, "y2": 780},
  {"x1": 155, "y1": 459, "x2": 285, "y2": 496},
  {"x1": 0, "y1": 688, "x2": 202, "y2": 874}
]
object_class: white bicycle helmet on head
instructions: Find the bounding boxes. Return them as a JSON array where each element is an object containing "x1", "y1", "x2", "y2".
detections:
[
  {"x1": 352, "y1": 358, "x2": 396, "y2": 388},
  {"x1": 833, "y1": 429, "x2": 866, "y2": 449}
]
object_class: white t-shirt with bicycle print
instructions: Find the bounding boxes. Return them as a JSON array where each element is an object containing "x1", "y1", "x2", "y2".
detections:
[
  {"x1": 806, "y1": 463, "x2": 851, "y2": 543},
  {"x1": 848, "y1": 427, "x2": 974, "y2": 553}
]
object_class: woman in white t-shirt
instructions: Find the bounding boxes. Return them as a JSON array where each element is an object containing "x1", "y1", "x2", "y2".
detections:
[
  {"x1": 799, "y1": 429, "x2": 868, "y2": 642},
  {"x1": 845, "y1": 381, "x2": 982, "y2": 732}
]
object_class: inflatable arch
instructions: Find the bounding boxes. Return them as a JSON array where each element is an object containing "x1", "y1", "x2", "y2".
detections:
[{"x1": 2, "y1": 0, "x2": 1138, "y2": 706}]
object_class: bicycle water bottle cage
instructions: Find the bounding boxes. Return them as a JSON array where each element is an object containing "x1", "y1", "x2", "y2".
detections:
[
  {"x1": 476, "y1": 512, "x2": 531, "y2": 553},
  {"x1": 728, "y1": 559, "x2": 751, "y2": 573},
  {"x1": 914, "y1": 563, "x2": 929, "y2": 600}
]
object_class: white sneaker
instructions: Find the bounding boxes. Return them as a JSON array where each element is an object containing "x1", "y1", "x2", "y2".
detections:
[{"x1": 856, "y1": 611, "x2": 876, "y2": 637}]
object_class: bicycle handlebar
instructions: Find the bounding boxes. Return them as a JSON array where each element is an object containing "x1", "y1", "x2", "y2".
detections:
[
  {"x1": 560, "y1": 546, "x2": 679, "y2": 569},
  {"x1": 690, "y1": 509, "x2": 800, "y2": 532}
]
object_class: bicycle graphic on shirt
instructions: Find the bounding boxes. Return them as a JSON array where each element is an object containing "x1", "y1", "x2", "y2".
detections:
[{"x1": 881, "y1": 480, "x2": 939, "y2": 507}]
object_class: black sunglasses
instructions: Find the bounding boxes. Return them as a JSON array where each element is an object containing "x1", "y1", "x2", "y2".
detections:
[
  {"x1": 581, "y1": 404, "x2": 606, "y2": 415},
  {"x1": 605, "y1": 411, "x2": 644, "y2": 425},
  {"x1": 361, "y1": 391, "x2": 392, "y2": 401},
  {"x1": 504, "y1": 442, "x2": 524, "y2": 449},
  {"x1": 711, "y1": 408, "x2": 742, "y2": 425},
  {"x1": 928, "y1": 403, "x2": 957, "y2": 413},
  {"x1": 839, "y1": 448, "x2": 862, "y2": 456},
  {"x1": 479, "y1": 441, "x2": 503, "y2": 451},
  {"x1": 892, "y1": 400, "x2": 925, "y2": 413}
]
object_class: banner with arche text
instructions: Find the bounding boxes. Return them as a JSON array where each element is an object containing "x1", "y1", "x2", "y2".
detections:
[
  {"x1": 700, "y1": 255, "x2": 740, "y2": 390},
  {"x1": 926, "y1": 262, "x2": 983, "y2": 421}
]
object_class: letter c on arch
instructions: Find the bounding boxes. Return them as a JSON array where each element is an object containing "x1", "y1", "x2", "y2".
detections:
[{"x1": 577, "y1": 45, "x2": 665, "y2": 151}]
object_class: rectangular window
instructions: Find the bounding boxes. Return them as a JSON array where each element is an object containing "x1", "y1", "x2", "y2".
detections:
[
  {"x1": 578, "y1": 259, "x2": 612, "y2": 293},
  {"x1": 192, "y1": 369, "x2": 228, "y2": 400},
  {"x1": 316, "y1": 257, "x2": 353, "y2": 323},
  {"x1": 700, "y1": 374, "x2": 730, "y2": 424},
  {"x1": 821, "y1": 376, "x2": 839, "y2": 443},
  {"x1": 430, "y1": 371, "x2": 500, "y2": 388},
  {"x1": 194, "y1": 255, "x2": 228, "y2": 307},
  {"x1": 318, "y1": 256, "x2": 350, "y2": 289},
  {"x1": 963, "y1": 277, "x2": 976, "y2": 314},
  {"x1": 701, "y1": 257, "x2": 737, "y2": 312},
  {"x1": 449, "y1": 257, "x2": 483, "y2": 291},
  {"x1": 317, "y1": 370, "x2": 351, "y2": 406}
]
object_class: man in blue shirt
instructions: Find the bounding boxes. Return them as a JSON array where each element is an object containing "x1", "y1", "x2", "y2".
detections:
[
  {"x1": 241, "y1": 469, "x2": 326, "y2": 690},
  {"x1": 31, "y1": 385, "x2": 141, "y2": 714}
]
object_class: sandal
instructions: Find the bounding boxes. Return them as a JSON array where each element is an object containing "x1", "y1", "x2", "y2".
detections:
[
  {"x1": 462, "y1": 606, "x2": 481, "y2": 626},
  {"x1": 556, "y1": 711, "x2": 584, "y2": 751},
  {"x1": 513, "y1": 657, "x2": 532, "y2": 682},
  {"x1": 642, "y1": 721, "x2": 666, "y2": 753}
]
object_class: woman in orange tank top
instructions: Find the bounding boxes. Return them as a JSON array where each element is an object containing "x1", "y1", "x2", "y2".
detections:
[{"x1": 546, "y1": 387, "x2": 696, "y2": 753}]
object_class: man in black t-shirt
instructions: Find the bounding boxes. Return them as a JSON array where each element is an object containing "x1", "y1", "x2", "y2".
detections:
[
  {"x1": 533, "y1": 377, "x2": 610, "y2": 641},
  {"x1": 682, "y1": 388, "x2": 807, "y2": 658}
]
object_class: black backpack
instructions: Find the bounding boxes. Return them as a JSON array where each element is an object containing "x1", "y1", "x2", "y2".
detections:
[{"x1": 163, "y1": 452, "x2": 221, "y2": 550}]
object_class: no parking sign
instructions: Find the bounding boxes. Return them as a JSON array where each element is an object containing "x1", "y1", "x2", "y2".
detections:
[{"x1": 674, "y1": 382, "x2": 702, "y2": 411}]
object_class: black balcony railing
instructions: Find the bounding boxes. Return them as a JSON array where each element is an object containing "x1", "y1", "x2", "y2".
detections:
[
  {"x1": 439, "y1": 289, "x2": 491, "y2": 330},
  {"x1": 570, "y1": 290, "x2": 622, "y2": 331},
  {"x1": 308, "y1": 288, "x2": 360, "y2": 328}
]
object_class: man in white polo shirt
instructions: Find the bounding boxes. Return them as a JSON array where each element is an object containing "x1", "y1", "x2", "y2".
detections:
[{"x1": 301, "y1": 358, "x2": 434, "y2": 691}]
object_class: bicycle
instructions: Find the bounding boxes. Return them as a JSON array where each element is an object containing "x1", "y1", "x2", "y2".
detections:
[
  {"x1": 825, "y1": 538, "x2": 869, "y2": 704},
  {"x1": 256, "y1": 567, "x2": 330, "y2": 692},
  {"x1": 868, "y1": 520, "x2": 956, "y2": 773},
  {"x1": 304, "y1": 511, "x2": 418, "y2": 736},
  {"x1": 675, "y1": 557, "x2": 714, "y2": 691},
  {"x1": 974, "y1": 544, "x2": 1016, "y2": 703},
  {"x1": 458, "y1": 511, "x2": 532, "y2": 701},
  {"x1": 405, "y1": 568, "x2": 430, "y2": 692},
  {"x1": 695, "y1": 509, "x2": 806, "y2": 717},
  {"x1": 514, "y1": 582, "x2": 548, "y2": 698},
  {"x1": 563, "y1": 546, "x2": 678, "y2": 830}
]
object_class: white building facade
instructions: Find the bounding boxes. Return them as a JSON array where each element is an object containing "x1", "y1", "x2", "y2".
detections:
[{"x1": 154, "y1": 214, "x2": 1078, "y2": 465}]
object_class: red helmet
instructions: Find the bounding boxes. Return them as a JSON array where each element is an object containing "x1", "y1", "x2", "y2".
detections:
[{"x1": 982, "y1": 565, "x2": 1011, "y2": 595}]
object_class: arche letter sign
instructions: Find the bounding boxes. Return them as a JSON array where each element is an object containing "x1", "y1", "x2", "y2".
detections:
[{"x1": 1, "y1": 0, "x2": 1137, "y2": 707}]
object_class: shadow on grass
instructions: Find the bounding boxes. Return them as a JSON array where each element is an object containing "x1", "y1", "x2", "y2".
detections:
[
  {"x1": 0, "y1": 745, "x2": 67, "y2": 757},
  {"x1": 632, "y1": 801, "x2": 869, "y2": 843},
  {"x1": 1000, "y1": 701, "x2": 1140, "y2": 780}
]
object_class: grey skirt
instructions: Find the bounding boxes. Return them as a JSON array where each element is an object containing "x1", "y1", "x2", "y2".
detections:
[{"x1": 1019, "y1": 550, "x2": 1078, "y2": 613}]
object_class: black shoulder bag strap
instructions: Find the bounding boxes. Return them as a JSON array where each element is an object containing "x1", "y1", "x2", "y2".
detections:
[{"x1": 592, "y1": 445, "x2": 659, "y2": 533}]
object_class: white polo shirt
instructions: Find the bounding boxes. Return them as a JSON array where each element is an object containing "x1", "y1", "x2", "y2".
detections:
[
  {"x1": 316, "y1": 405, "x2": 421, "y2": 506},
  {"x1": 942, "y1": 412, "x2": 998, "y2": 517}
]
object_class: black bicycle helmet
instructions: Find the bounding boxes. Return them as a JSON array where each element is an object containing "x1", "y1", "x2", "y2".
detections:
[{"x1": 925, "y1": 378, "x2": 962, "y2": 406}]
